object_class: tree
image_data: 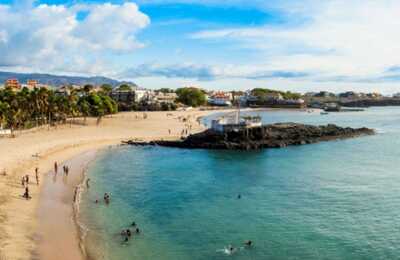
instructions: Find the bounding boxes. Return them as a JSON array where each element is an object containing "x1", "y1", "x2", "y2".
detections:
[
  {"x1": 118, "y1": 84, "x2": 132, "y2": 91},
  {"x1": 176, "y1": 87, "x2": 206, "y2": 107},
  {"x1": 83, "y1": 84, "x2": 94, "y2": 94},
  {"x1": 0, "y1": 86, "x2": 118, "y2": 130},
  {"x1": 100, "y1": 84, "x2": 113, "y2": 95}
]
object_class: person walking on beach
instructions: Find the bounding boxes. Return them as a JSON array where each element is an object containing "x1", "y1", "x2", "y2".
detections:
[
  {"x1": 21, "y1": 176, "x2": 26, "y2": 187},
  {"x1": 25, "y1": 174, "x2": 29, "y2": 184},
  {"x1": 23, "y1": 186, "x2": 30, "y2": 199},
  {"x1": 54, "y1": 162, "x2": 58, "y2": 173},
  {"x1": 36, "y1": 170, "x2": 39, "y2": 185},
  {"x1": 65, "y1": 166, "x2": 69, "y2": 176}
]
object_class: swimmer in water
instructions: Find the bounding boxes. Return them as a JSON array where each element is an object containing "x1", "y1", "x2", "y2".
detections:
[
  {"x1": 135, "y1": 228, "x2": 140, "y2": 234},
  {"x1": 244, "y1": 240, "x2": 253, "y2": 247},
  {"x1": 131, "y1": 221, "x2": 136, "y2": 227},
  {"x1": 237, "y1": 194, "x2": 241, "y2": 199},
  {"x1": 126, "y1": 229, "x2": 132, "y2": 237}
]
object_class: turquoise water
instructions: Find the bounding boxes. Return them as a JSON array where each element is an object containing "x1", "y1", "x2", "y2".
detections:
[{"x1": 81, "y1": 107, "x2": 400, "y2": 260}]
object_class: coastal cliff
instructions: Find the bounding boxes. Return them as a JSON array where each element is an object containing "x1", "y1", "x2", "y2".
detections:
[{"x1": 124, "y1": 123, "x2": 374, "y2": 150}]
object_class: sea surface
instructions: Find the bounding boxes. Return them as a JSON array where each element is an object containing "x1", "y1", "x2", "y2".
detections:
[{"x1": 80, "y1": 107, "x2": 400, "y2": 260}]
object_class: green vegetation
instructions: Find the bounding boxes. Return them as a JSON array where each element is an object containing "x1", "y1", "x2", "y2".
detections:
[
  {"x1": 0, "y1": 86, "x2": 118, "y2": 132},
  {"x1": 251, "y1": 88, "x2": 301, "y2": 100},
  {"x1": 176, "y1": 87, "x2": 206, "y2": 107},
  {"x1": 100, "y1": 84, "x2": 113, "y2": 95},
  {"x1": 117, "y1": 84, "x2": 132, "y2": 91}
]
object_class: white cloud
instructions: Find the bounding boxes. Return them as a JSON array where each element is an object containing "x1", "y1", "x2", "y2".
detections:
[
  {"x1": 0, "y1": 1, "x2": 150, "y2": 75},
  {"x1": 74, "y1": 3, "x2": 149, "y2": 51},
  {"x1": 121, "y1": 62, "x2": 310, "y2": 81},
  {"x1": 190, "y1": 0, "x2": 400, "y2": 81}
]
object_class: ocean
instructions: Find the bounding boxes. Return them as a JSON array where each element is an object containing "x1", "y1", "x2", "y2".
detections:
[{"x1": 80, "y1": 107, "x2": 400, "y2": 260}]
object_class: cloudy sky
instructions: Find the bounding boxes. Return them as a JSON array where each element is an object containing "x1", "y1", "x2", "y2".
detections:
[{"x1": 1, "y1": 0, "x2": 400, "y2": 93}]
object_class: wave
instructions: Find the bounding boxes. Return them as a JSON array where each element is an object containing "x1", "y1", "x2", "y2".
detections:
[{"x1": 72, "y1": 164, "x2": 90, "y2": 259}]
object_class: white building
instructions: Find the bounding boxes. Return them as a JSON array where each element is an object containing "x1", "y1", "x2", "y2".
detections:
[{"x1": 134, "y1": 89, "x2": 154, "y2": 102}]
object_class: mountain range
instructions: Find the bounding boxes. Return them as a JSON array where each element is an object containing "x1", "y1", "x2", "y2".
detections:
[{"x1": 0, "y1": 71, "x2": 135, "y2": 87}]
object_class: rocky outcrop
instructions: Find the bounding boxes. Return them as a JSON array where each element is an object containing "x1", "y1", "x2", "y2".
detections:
[
  {"x1": 340, "y1": 99, "x2": 400, "y2": 107},
  {"x1": 123, "y1": 123, "x2": 374, "y2": 150}
]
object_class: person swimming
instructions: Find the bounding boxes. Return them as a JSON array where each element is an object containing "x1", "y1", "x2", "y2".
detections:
[
  {"x1": 237, "y1": 194, "x2": 241, "y2": 199},
  {"x1": 104, "y1": 193, "x2": 110, "y2": 204},
  {"x1": 244, "y1": 240, "x2": 253, "y2": 247},
  {"x1": 135, "y1": 228, "x2": 140, "y2": 234},
  {"x1": 131, "y1": 221, "x2": 136, "y2": 227},
  {"x1": 123, "y1": 236, "x2": 129, "y2": 243},
  {"x1": 126, "y1": 229, "x2": 132, "y2": 237}
]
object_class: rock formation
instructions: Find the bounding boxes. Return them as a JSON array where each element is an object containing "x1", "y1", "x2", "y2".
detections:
[{"x1": 124, "y1": 123, "x2": 374, "y2": 150}]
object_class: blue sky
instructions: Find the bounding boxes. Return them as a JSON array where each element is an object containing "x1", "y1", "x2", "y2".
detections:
[{"x1": 1, "y1": 0, "x2": 400, "y2": 93}]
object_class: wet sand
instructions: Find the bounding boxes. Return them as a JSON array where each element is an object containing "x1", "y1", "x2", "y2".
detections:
[{"x1": 35, "y1": 150, "x2": 99, "y2": 260}]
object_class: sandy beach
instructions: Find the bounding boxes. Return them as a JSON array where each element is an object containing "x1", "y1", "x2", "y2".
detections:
[{"x1": 0, "y1": 110, "x2": 217, "y2": 260}]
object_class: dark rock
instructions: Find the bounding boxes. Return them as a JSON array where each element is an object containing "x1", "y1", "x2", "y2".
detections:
[{"x1": 124, "y1": 123, "x2": 375, "y2": 150}]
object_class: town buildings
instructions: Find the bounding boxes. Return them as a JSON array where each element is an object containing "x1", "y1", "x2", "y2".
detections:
[
  {"x1": 5, "y1": 78, "x2": 20, "y2": 89},
  {"x1": 207, "y1": 91, "x2": 232, "y2": 106}
]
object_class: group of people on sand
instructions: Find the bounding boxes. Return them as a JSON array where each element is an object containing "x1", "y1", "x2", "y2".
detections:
[
  {"x1": 54, "y1": 161, "x2": 70, "y2": 176},
  {"x1": 121, "y1": 221, "x2": 141, "y2": 243},
  {"x1": 21, "y1": 167, "x2": 40, "y2": 200},
  {"x1": 62, "y1": 165, "x2": 70, "y2": 176},
  {"x1": 134, "y1": 113, "x2": 148, "y2": 120}
]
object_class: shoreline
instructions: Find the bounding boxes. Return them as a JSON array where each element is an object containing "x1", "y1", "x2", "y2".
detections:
[
  {"x1": 0, "y1": 109, "x2": 219, "y2": 260},
  {"x1": 35, "y1": 149, "x2": 100, "y2": 260}
]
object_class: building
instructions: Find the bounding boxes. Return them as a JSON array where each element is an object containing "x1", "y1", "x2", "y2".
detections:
[
  {"x1": 211, "y1": 115, "x2": 262, "y2": 133},
  {"x1": 111, "y1": 89, "x2": 135, "y2": 102},
  {"x1": 27, "y1": 80, "x2": 38, "y2": 89},
  {"x1": 55, "y1": 86, "x2": 72, "y2": 96},
  {"x1": 5, "y1": 78, "x2": 20, "y2": 89},
  {"x1": 154, "y1": 92, "x2": 177, "y2": 104},
  {"x1": 208, "y1": 91, "x2": 232, "y2": 106},
  {"x1": 134, "y1": 89, "x2": 154, "y2": 102}
]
